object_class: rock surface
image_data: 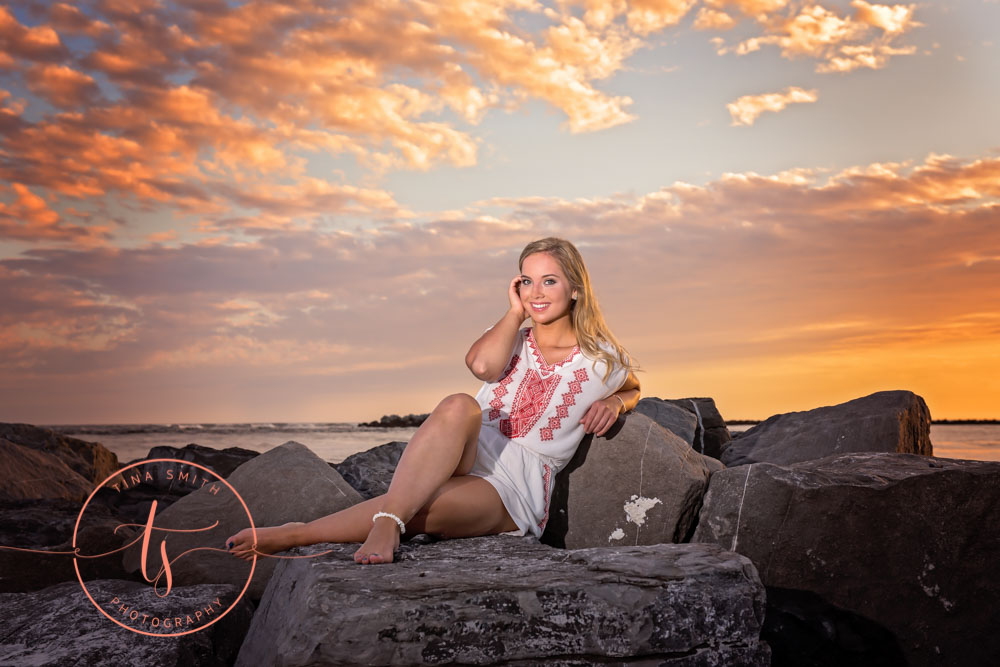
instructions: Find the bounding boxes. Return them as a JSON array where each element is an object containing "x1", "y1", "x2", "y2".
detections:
[
  {"x1": 692, "y1": 452, "x2": 1000, "y2": 666},
  {"x1": 237, "y1": 535, "x2": 770, "y2": 666},
  {"x1": 662, "y1": 397, "x2": 733, "y2": 459},
  {"x1": 0, "y1": 422, "x2": 119, "y2": 488},
  {"x1": 720, "y1": 390, "x2": 932, "y2": 466},
  {"x1": 542, "y1": 412, "x2": 723, "y2": 549},
  {"x1": 333, "y1": 440, "x2": 406, "y2": 499},
  {"x1": 128, "y1": 443, "x2": 261, "y2": 486},
  {"x1": 0, "y1": 437, "x2": 95, "y2": 502},
  {"x1": 632, "y1": 398, "x2": 698, "y2": 446},
  {"x1": 0, "y1": 497, "x2": 135, "y2": 593},
  {"x1": 122, "y1": 441, "x2": 363, "y2": 601},
  {"x1": 0, "y1": 579, "x2": 253, "y2": 666}
]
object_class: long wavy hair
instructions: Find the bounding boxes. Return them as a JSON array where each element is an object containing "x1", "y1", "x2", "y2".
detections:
[{"x1": 518, "y1": 237, "x2": 638, "y2": 383}]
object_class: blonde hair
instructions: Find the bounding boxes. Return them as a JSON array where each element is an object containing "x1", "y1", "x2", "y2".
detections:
[{"x1": 518, "y1": 237, "x2": 638, "y2": 383}]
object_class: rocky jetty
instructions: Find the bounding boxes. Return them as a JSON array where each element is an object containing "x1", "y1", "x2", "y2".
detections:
[
  {"x1": 237, "y1": 536, "x2": 770, "y2": 666},
  {"x1": 358, "y1": 413, "x2": 429, "y2": 428},
  {"x1": 692, "y1": 452, "x2": 1000, "y2": 666},
  {"x1": 720, "y1": 389, "x2": 932, "y2": 466},
  {"x1": 542, "y1": 412, "x2": 722, "y2": 548},
  {"x1": 3, "y1": 388, "x2": 996, "y2": 665}
]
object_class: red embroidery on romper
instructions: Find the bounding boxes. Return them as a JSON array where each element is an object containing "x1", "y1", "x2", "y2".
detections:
[
  {"x1": 538, "y1": 463, "x2": 552, "y2": 530},
  {"x1": 489, "y1": 354, "x2": 520, "y2": 421},
  {"x1": 526, "y1": 328, "x2": 579, "y2": 372},
  {"x1": 539, "y1": 367, "x2": 590, "y2": 441},
  {"x1": 499, "y1": 369, "x2": 560, "y2": 438}
]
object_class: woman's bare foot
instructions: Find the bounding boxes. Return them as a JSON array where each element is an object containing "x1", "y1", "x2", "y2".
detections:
[
  {"x1": 353, "y1": 516, "x2": 401, "y2": 565},
  {"x1": 226, "y1": 521, "x2": 305, "y2": 562}
]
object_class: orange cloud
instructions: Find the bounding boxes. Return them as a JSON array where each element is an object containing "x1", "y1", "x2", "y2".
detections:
[
  {"x1": 25, "y1": 64, "x2": 99, "y2": 107},
  {"x1": 2, "y1": 151, "x2": 998, "y2": 420},
  {"x1": 0, "y1": 183, "x2": 111, "y2": 245},
  {"x1": 0, "y1": 6, "x2": 67, "y2": 62},
  {"x1": 711, "y1": 0, "x2": 919, "y2": 73},
  {"x1": 694, "y1": 8, "x2": 737, "y2": 30},
  {"x1": 726, "y1": 85, "x2": 818, "y2": 125}
]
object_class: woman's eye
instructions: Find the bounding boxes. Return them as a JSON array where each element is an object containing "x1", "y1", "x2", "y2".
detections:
[
  {"x1": 521, "y1": 279, "x2": 531, "y2": 286},
  {"x1": 544, "y1": 279, "x2": 556, "y2": 285}
]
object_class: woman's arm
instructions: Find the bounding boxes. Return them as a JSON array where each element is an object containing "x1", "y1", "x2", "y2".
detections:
[
  {"x1": 580, "y1": 370, "x2": 641, "y2": 436},
  {"x1": 465, "y1": 276, "x2": 527, "y2": 381}
]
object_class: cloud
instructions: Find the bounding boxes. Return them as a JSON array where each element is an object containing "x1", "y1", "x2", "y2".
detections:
[
  {"x1": 0, "y1": 182, "x2": 112, "y2": 245},
  {"x1": 2, "y1": 0, "x2": 696, "y2": 247},
  {"x1": 24, "y1": 64, "x2": 100, "y2": 108},
  {"x1": 0, "y1": 5, "x2": 68, "y2": 62},
  {"x1": 726, "y1": 86, "x2": 818, "y2": 125},
  {"x1": 694, "y1": 8, "x2": 738, "y2": 30},
  {"x1": 711, "y1": 0, "x2": 920, "y2": 73}
]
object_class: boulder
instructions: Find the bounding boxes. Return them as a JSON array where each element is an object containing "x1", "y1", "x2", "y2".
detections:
[
  {"x1": 720, "y1": 390, "x2": 931, "y2": 466},
  {"x1": 122, "y1": 441, "x2": 363, "y2": 601},
  {"x1": 632, "y1": 398, "x2": 698, "y2": 445},
  {"x1": 105, "y1": 443, "x2": 262, "y2": 526},
  {"x1": 237, "y1": 536, "x2": 770, "y2": 666},
  {"x1": 0, "y1": 422, "x2": 119, "y2": 487},
  {"x1": 0, "y1": 497, "x2": 137, "y2": 593},
  {"x1": 333, "y1": 440, "x2": 407, "y2": 499},
  {"x1": 662, "y1": 397, "x2": 733, "y2": 459},
  {"x1": 0, "y1": 438, "x2": 94, "y2": 502},
  {"x1": 128, "y1": 443, "x2": 261, "y2": 485},
  {"x1": 541, "y1": 412, "x2": 724, "y2": 549},
  {"x1": 0, "y1": 579, "x2": 253, "y2": 665},
  {"x1": 691, "y1": 452, "x2": 1000, "y2": 666}
]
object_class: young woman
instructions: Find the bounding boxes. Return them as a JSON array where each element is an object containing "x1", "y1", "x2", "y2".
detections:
[{"x1": 226, "y1": 237, "x2": 640, "y2": 564}]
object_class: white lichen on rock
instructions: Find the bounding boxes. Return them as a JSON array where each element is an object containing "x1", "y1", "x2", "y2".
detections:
[
  {"x1": 608, "y1": 528, "x2": 625, "y2": 541},
  {"x1": 623, "y1": 495, "x2": 662, "y2": 526}
]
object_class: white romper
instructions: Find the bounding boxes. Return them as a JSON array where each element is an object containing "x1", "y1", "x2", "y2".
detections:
[{"x1": 469, "y1": 327, "x2": 629, "y2": 538}]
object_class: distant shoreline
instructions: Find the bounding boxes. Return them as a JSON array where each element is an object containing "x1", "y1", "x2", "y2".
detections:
[{"x1": 725, "y1": 419, "x2": 1000, "y2": 425}]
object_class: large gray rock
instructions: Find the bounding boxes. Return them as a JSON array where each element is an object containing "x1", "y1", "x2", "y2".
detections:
[
  {"x1": 333, "y1": 440, "x2": 407, "y2": 499},
  {"x1": 0, "y1": 498, "x2": 134, "y2": 593},
  {"x1": 130, "y1": 443, "x2": 261, "y2": 488},
  {"x1": 632, "y1": 398, "x2": 698, "y2": 445},
  {"x1": 720, "y1": 390, "x2": 931, "y2": 466},
  {"x1": 122, "y1": 441, "x2": 363, "y2": 600},
  {"x1": 0, "y1": 422, "x2": 119, "y2": 492},
  {"x1": 692, "y1": 452, "x2": 1000, "y2": 666},
  {"x1": 0, "y1": 579, "x2": 252, "y2": 665},
  {"x1": 542, "y1": 412, "x2": 724, "y2": 549},
  {"x1": 237, "y1": 536, "x2": 770, "y2": 666},
  {"x1": 0, "y1": 438, "x2": 94, "y2": 502},
  {"x1": 661, "y1": 397, "x2": 732, "y2": 459}
]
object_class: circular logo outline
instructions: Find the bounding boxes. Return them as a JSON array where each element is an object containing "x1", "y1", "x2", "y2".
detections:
[{"x1": 73, "y1": 458, "x2": 257, "y2": 637}]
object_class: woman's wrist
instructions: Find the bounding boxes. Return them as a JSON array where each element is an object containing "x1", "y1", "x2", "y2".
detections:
[{"x1": 610, "y1": 393, "x2": 626, "y2": 414}]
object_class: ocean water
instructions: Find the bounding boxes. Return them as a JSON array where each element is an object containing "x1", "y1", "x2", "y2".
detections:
[{"x1": 48, "y1": 422, "x2": 1000, "y2": 464}]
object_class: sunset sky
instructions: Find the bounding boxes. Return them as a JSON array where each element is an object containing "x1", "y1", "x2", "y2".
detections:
[{"x1": 1, "y1": 0, "x2": 998, "y2": 424}]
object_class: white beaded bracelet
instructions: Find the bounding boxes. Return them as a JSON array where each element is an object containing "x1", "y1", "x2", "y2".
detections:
[
  {"x1": 612, "y1": 394, "x2": 626, "y2": 413},
  {"x1": 372, "y1": 511, "x2": 406, "y2": 535}
]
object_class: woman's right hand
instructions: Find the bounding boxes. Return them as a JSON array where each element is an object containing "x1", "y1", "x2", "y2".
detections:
[{"x1": 508, "y1": 275, "x2": 526, "y2": 321}]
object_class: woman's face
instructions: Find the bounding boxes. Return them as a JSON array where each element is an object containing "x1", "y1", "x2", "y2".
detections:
[{"x1": 519, "y1": 252, "x2": 577, "y2": 325}]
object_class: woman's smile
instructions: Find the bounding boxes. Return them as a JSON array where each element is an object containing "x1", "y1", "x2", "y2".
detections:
[{"x1": 519, "y1": 252, "x2": 575, "y2": 324}]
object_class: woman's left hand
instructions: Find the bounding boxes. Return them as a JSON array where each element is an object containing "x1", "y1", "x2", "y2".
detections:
[{"x1": 580, "y1": 397, "x2": 622, "y2": 436}]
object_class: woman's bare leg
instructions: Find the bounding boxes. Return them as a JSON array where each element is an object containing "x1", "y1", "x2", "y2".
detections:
[
  {"x1": 352, "y1": 393, "x2": 484, "y2": 563},
  {"x1": 225, "y1": 393, "x2": 492, "y2": 563}
]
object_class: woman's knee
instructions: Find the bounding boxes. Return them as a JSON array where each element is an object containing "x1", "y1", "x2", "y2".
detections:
[{"x1": 433, "y1": 393, "x2": 481, "y2": 422}]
